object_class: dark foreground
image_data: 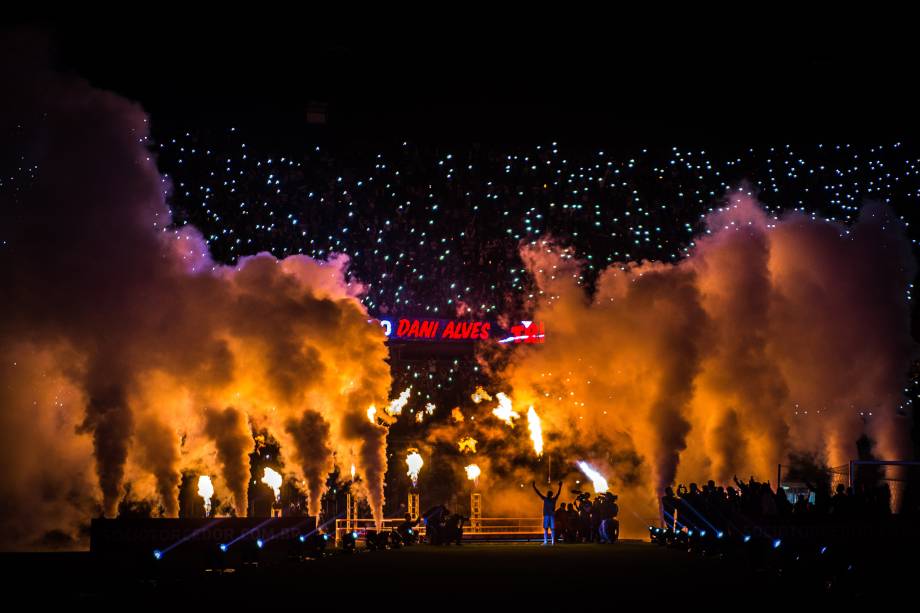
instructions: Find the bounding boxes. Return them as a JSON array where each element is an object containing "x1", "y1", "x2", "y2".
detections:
[{"x1": 2, "y1": 540, "x2": 914, "y2": 605}]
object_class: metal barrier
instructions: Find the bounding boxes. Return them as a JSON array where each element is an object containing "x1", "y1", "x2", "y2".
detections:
[{"x1": 335, "y1": 517, "x2": 544, "y2": 545}]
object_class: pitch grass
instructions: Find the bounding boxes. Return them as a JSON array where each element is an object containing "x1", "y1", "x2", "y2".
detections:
[{"x1": 2, "y1": 541, "x2": 766, "y2": 604}]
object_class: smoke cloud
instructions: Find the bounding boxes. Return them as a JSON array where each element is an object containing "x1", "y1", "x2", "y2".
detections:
[
  {"x1": 285, "y1": 410, "x2": 332, "y2": 517},
  {"x1": 499, "y1": 193, "x2": 915, "y2": 536},
  {"x1": 0, "y1": 35, "x2": 391, "y2": 548}
]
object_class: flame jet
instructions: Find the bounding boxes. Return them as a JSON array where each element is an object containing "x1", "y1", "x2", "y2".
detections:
[
  {"x1": 197, "y1": 475, "x2": 214, "y2": 516},
  {"x1": 261, "y1": 467, "x2": 283, "y2": 502},
  {"x1": 527, "y1": 406, "x2": 544, "y2": 456},
  {"x1": 405, "y1": 449, "x2": 423, "y2": 487}
]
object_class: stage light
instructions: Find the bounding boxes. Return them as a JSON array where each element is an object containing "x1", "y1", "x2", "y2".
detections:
[
  {"x1": 322, "y1": 534, "x2": 330, "y2": 541},
  {"x1": 773, "y1": 539, "x2": 782, "y2": 549},
  {"x1": 716, "y1": 531, "x2": 723, "y2": 539},
  {"x1": 256, "y1": 539, "x2": 264, "y2": 549},
  {"x1": 743, "y1": 535, "x2": 751, "y2": 543},
  {"x1": 153, "y1": 549, "x2": 162, "y2": 560},
  {"x1": 220, "y1": 543, "x2": 228, "y2": 552},
  {"x1": 700, "y1": 530, "x2": 706, "y2": 537},
  {"x1": 352, "y1": 531, "x2": 358, "y2": 538},
  {"x1": 299, "y1": 535, "x2": 305, "y2": 543},
  {"x1": 820, "y1": 546, "x2": 827, "y2": 555}
]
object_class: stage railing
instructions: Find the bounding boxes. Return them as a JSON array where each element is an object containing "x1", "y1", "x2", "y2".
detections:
[{"x1": 335, "y1": 517, "x2": 543, "y2": 545}]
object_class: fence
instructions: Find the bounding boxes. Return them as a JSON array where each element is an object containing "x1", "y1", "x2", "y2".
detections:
[{"x1": 335, "y1": 517, "x2": 544, "y2": 545}]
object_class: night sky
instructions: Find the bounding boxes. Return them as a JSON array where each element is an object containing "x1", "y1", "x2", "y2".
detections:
[{"x1": 28, "y1": 20, "x2": 920, "y2": 144}]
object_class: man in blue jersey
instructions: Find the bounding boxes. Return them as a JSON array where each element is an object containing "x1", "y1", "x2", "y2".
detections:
[{"x1": 532, "y1": 480, "x2": 563, "y2": 545}]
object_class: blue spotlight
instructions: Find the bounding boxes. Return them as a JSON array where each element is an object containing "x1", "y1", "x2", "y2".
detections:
[
  {"x1": 219, "y1": 543, "x2": 228, "y2": 552},
  {"x1": 299, "y1": 535, "x2": 305, "y2": 543},
  {"x1": 256, "y1": 539, "x2": 264, "y2": 549},
  {"x1": 820, "y1": 546, "x2": 827, "y2": 555},
  {"x1": 716, "y1": 531, "x2": 724, "y2": 539},
  {"x1": 153, "y1": 549, "x2": 162, "y2": 560},
  {"x1": 743, "y1": 535, "x2": 751, "y2": 543},
  {"x1": 700, "y1": 530, "x2": 706, "y2": 537},
  {"x1": 352, "y1": 531, "x2": 358, "y2": 539},
  {"x1": 772, "y1": 539, "x2": 782, "y2": 549},
  {"x1": 322, "y1": 534, "x2": 330, "y2": 541}
]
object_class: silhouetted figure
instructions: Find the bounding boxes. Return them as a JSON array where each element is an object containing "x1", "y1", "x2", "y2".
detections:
[
  {"x1": 422, "y1": 504, "x2": 449, "y2": 545},
  {"x1": 555, "y1": 502, "x2": 569, "y2": 542},
  {"x1": 532, "y1": 480, "x2": 563, "y2": 545},
  {"x1": 396, "y1": 513, "x2": 420, "y2": 545},
  {"x1": 565, "y1": 503, "x2": 578, "y2": 540},
  {"x1": 661, "y1": 486, "x2": 679, "y2": 529},
  {"x1": 444, "y1": 512, "x2": 468, "y2": 545},
  {"x1": 574, "y1": 495, "x2": 593, "y2": 541},
  {"x1": 831, "y1": 484, "x2": 849, "y2": 517}
]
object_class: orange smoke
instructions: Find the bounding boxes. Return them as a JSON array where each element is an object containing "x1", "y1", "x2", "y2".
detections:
[
  {"x1": 0, "y1": 42, "x2": 393, "y2": 547},
  {"x1": 502, "y1": 193, "x2": 915, "y2": 537}
]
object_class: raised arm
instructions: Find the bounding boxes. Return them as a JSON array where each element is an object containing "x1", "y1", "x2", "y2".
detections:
[
  {"x1": 554, "y1": 481, "x2": 563, "y2": 500},
  {"x1": 531, "y1": 481, "x2": 545, "y2": 499}
]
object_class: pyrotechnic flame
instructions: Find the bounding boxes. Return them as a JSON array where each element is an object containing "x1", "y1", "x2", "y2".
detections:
[
  {"x1": 527, "y1": 406, "x2": 544, "y2": 456},
  {"x1": 197, "y1": 475, "x2": 214, "y2": 516},
  {"x1": 465, "y1": 464, "x2": 481, "y2": 482},
  {"x1": 451, "y1": 407, "x2": 465, "y2": 422},
  {"x1": 458, "y1": 436, "x2": 478, "y2": 454},
  {"x1": 367, "y1": 405, "x2": 377, "y2": 424},
  {"x1": 415, "y1": 411, "x2": 424, "y2": 423},
  {"x1": 491, "y1": 392, "x2": 520, "y2": 426},
  {"x1": 386, "y1": 387, "x2": 412, "y2": 416},
  {"x1": 405, "y1": 449, "x2": 423, "y2": 487},
  {"x1": 350, "y1": 464, "x2": 356, "y2": 481},
  {"x1": 425, "y1": 402, "x2": 436, "y2": 415},
  {"x1": 577, "y1": 461, "x2": 609, "y2": 493},
  {"x1": 261, "y1": 467, "x2": 283, "y2": 502},
  {"x1": 471, "y1": 386, "x2": 492, "y2": 404}
]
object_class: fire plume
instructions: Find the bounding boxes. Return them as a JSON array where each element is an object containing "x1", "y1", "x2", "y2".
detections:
[
  {"x1": 261, "y1": 467, "x2": 283, "y2": 502},
  {"x1": 405, "y1": 449, "x2": 423, "y2": 487},
  {"x1": 386, "y1": 387, "x2": 412, "y2": 416},
  {"x1": 577, "y1": 461, "x2": 608, "y2": 494},
  {"x1": 197, "y1": 475, "x2": 214, "y2": 516},
  {"x1": 526, "y1": 406, "x2": 544, "y2": 456},
  {"x1": 491, "y1": 392, "x2": 520, "y2": 427}
]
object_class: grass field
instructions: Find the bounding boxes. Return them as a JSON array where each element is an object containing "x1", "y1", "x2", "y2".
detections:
[{"x1": 2, "y1": 541, "x2": 772, "y2": 604}]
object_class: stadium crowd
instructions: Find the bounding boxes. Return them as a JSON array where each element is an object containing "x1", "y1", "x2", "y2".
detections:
[
  {"x1": 661, "y1": 475, "x2": 899, "y2": 537},
  {"x1": 155, "y1": 130, "x2": 920, "y2": 327}
]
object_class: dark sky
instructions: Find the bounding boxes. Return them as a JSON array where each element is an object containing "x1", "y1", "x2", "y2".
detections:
[{"x1": 11, "y1": 19, "x2": 920, "y2": 144}]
